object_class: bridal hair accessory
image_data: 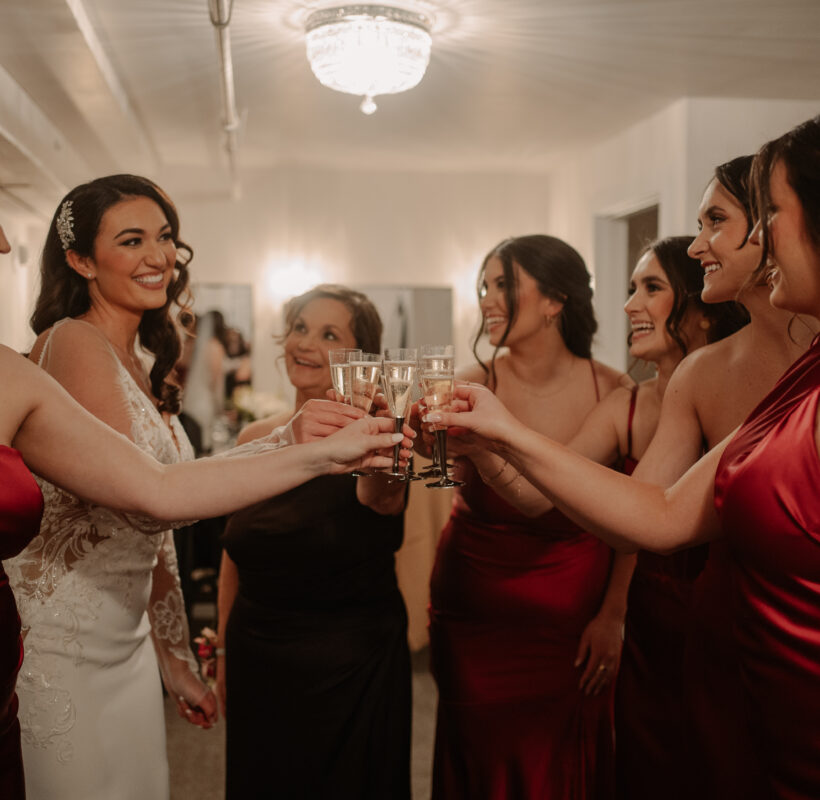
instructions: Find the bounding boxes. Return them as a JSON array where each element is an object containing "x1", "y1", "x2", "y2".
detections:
[{"x1": 56, "y1": 200, "x2": 75, "y2": 251}]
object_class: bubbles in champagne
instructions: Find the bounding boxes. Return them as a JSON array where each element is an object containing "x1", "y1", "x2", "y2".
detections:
[
  {"x1": 330, "y1": 363, "x2": 352, "y2": 400},
  {"x1": 383, "y1": 360, "x2": 417, "y2": 418}
]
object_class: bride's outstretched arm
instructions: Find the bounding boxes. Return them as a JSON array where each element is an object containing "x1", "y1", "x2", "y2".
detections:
[
  {"x1": 8, "y1": 348, "x2": 406, "y2": 521},
  {"x1": 425, "y1": 383, "x2": 725, "y2": 553}
]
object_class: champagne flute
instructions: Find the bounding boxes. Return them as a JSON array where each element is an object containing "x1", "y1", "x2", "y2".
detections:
[
  {"x1": 328, "y1": 348, "x2": 361, "y2": 404},
  {"x1": 381, "y1": 348, "x2": 418, "y2": 479},
  {"x1": 347, "y1": 352, "x2": 383, "y2": 477},
  {"x1": 349, "y1": 352, "x2": 382, "y2": 413},
  {"x1": 418, "y1": 345, "x2": 454, "y2": 479},
  {"x1": 420, "y1": 346, "x2": 464, "y2": 489}
]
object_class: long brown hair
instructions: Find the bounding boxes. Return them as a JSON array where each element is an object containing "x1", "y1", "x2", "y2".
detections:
[
  {"x1": 472, "y1": 234, "x2": 597, "y2": 387},
  {"x1": 751, "y1": 115, "x2": 820, "y2": 275},
  {"x1": 31, "y1": 174, "x2": 193, "y2": 414}
]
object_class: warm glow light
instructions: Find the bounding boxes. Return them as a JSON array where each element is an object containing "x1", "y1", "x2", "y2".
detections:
[
  {"x1": 263, "y1": 258, "x2": 328, "y2": 307},
  {"x1": 305, "y1": 5, "x2": 433, "y2": 114}
]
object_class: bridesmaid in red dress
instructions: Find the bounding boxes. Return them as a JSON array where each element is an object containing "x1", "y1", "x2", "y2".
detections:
[
  {"x1": 622, "y1": 154, "x2": 816, "y2": 799},
  {"x1": 429, "y1": 114, "x2": 820, "y2": 800},
  {"x1": 429, "y1": 234, "x2": 630, "y2": 800}
]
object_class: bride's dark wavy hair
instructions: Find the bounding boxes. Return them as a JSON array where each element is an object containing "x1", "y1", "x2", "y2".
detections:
[{"x1": 30, "y1": 174, "x2": 194, "y2": 414}]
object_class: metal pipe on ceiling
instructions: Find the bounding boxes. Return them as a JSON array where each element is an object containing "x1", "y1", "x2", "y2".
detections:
[{"x1": 208, "y1": 0, "x2": 241, "y2": 199}]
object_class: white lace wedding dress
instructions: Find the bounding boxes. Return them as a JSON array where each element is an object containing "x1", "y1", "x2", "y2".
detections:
[{"x1": 7, "y1": 319, "x2": 201, "y2": 800}]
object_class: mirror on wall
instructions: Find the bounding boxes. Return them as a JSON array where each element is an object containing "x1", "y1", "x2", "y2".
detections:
[
  {"x1": 356, "y1": 286, "x2": 453, "y2": 350},
  {"x1": 178, "y1": 283, "x2": 253, "y2": 454}
]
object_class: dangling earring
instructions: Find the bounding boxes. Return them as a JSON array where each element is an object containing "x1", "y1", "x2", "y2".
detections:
[{"x1": 699, "y1": 318, "x2": 711, "y2": 331}]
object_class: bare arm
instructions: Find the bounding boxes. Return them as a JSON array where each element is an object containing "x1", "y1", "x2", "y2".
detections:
[
  {"x1": 428, "y1": 384, "x2": 725, "y2": 553},
  {"x1": 631, "y1": 358, "x2": 706, "y2": 487},
  {"x1": 8, "y1": 351, "x2": 405, "y2": 520},
  {"x1": 463, "y1": 386, "x2": 628, "y2": 517}
]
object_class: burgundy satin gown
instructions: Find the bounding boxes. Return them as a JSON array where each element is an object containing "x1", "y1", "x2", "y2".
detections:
[
  {"x1": 0, "y1": 446, "x2": 44, "y2": 799},
  {"x1": 704, "y1": 336, "x2": 820, "y2": 799},
  {"x1": 614, "y1": 388, "x2": 708, "y2": 800},
  {"x1": 429, "y1": 460, "x2": 615, "y2": 800}
]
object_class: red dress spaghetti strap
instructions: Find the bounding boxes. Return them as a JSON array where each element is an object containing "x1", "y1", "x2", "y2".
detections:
[
  {"x1": 705, "y1": 337, "x2": 820, "y2": 799},
  {"x1": 613, "y1": 387, "x2": 709, "y2": 799},
  {"x1": 428, "y1": 361, "x2": 615, "y2": 799},
  {"x1": 0, "y1": 446, "x2": 44, "y2": 799}
]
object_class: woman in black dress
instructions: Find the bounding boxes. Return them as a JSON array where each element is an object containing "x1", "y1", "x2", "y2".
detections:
[{"x1": 217, "y1": 284, "x2": 411, "y2": 800}]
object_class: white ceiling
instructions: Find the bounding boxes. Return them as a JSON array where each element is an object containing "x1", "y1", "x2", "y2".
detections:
[{"x1": 1, "y1": 0, "x2": 819, "y2": 217}]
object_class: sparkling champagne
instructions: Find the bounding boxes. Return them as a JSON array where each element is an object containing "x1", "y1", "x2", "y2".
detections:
[
  {"x1": 350, "y1": 360, "x2": 381, "y2": 412},
  {"x1": 330, "y1": 363, "x2": 352, "y2": 400},
  {"x1": 421, "y1": 374, "x2": 453, "y2": 430},
  {"x1": 383, "y1": 360, "x2": 417, "y2": 418}
]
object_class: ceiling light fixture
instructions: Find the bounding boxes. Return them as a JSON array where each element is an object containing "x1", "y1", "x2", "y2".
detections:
[{"x1": 305, "y1": 4, "x2": 433, "y2": 115}]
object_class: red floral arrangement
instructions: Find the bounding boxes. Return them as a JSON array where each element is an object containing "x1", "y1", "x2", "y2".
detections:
[{"x1": 193, "y1": 626, "x2": 219, "y2": 687}]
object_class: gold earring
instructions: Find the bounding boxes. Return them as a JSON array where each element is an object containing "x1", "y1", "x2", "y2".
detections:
[{"x1": 699, "y1": 318, "x2": 711, "y2": 331}]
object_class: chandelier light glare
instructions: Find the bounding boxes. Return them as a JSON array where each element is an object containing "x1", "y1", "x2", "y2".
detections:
[{"x1": 305, "y1": 5, "x2": 433, "y2": 115}]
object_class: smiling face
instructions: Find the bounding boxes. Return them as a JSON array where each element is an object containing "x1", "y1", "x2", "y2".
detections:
[
  {"x1": 479, "y1": 256, "x2": 557, "y2": 348},
  {"x1": 688, "y1": 178, "x2": 759, "y2": 303},
  {"x1": 283, "y1": 297, "x2": 358, "y2": 398},
  {"x1": 624, "y1": 252, "x2": 680, "y2": 362},
  {"x1": 756, "y1": 160, "x2": 820, "y2": 315},
  {"x1": 70, "y1": 195, "x2": 177, "y2": 319}
]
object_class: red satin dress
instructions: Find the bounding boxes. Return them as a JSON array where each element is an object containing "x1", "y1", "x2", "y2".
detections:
[
  {"x1": 0, "y1": 446, "x2": 44, "y2": 799},
  {"x1": 707, "y1": 337, "x2": 820, "y2": 799},
  {"x1": 429, "y1": 458, "x2": 615, "y2": 799},
  {"x1": 614, "y1": 388, "x2": 708, "y2": 800}
]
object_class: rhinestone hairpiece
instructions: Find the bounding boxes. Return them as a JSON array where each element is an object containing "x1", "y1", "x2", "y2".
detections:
[{"x1": 56, "y1": 200, "x2": 75, "y2": 251}]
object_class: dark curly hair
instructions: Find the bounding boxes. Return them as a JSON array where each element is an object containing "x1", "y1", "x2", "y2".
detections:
[
  {"x1": 30, "y1": 174, "x2": 193, "y2": 414},
  {"x1": 637, "y1": 236, "x2": 749, "y2": 356},
  {"x1": 279, "y1": 284, "x2": 383, "y2": 354},
  {"x1": 472, "y1": 234, "x2": 597, "y2": 387}
]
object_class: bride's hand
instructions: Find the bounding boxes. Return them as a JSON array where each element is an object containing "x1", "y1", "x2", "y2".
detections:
[
  {"x1": 319, "y1": 415, "x2": 415, "y2": 474},
  {"x1": 170, "y1": 669, "x2": 218, "y2": 729}
]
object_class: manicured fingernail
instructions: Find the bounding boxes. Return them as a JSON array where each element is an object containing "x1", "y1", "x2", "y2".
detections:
[
  {"x1": 424, "y1": 413, "x2": 442, "y2": 423},
  {"x1": 392, "y1": 433, "x2": 404, "y2": 442}
]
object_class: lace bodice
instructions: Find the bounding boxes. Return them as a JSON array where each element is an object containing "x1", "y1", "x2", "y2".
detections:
[{"x1": 7, "y1": 319, "x2": 199, "y2": 757}]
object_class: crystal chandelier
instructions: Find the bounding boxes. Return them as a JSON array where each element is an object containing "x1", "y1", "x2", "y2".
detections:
[{"x1": 305, "y1": 5, "x2": 433, "y2": 115}]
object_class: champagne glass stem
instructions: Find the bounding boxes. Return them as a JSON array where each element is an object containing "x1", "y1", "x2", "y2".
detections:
[
  {"x1": 391, "y1": 416, "x2": 404, "y2": 475},
  {"x1": 435, "y1": 428, "x2": 449, "y2": 481}
]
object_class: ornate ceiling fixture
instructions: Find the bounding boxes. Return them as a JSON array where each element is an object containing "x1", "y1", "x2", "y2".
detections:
[{"x1": 305, "y1": 5, "x2": 433, "y2": 115}]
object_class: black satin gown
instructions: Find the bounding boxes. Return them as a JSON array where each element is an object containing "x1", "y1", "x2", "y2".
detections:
[{"x1": 221, "y1": 474, "x2": 411, "y2": 800}]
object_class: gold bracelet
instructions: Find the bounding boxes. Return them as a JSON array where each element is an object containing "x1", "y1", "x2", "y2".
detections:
[
  {"x1": 496, "y1": 467, "x2": 522, "y2": 489},
  {"x1": 480, "y1": 459, "x2": 509, "y2": 483}
]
